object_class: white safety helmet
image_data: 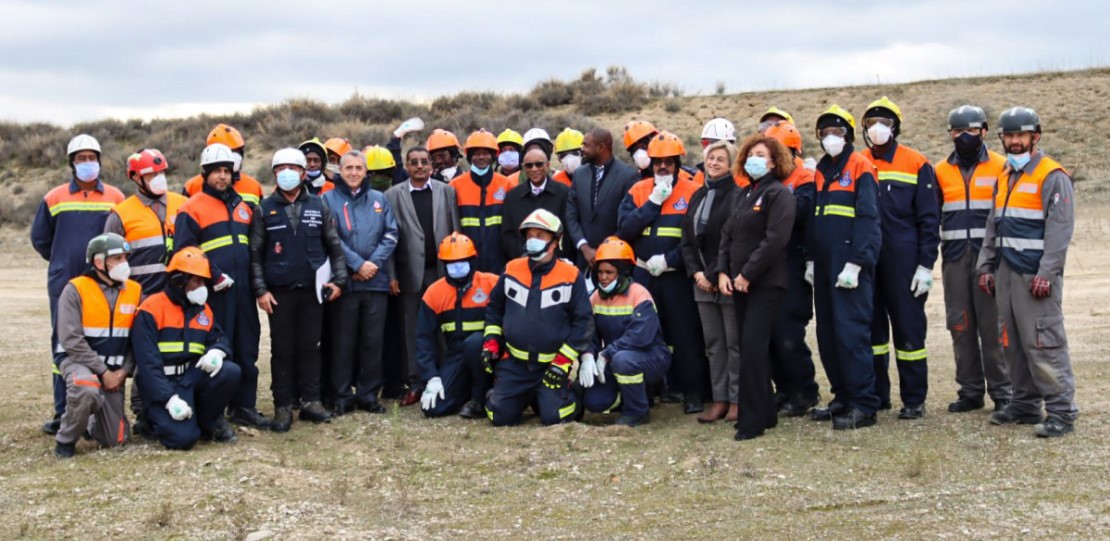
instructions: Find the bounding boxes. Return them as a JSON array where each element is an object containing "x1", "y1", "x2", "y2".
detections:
[
  {"x1": 701, "y1": 118, "x2": 736, "y2": 143},
  {"x1": 518, "y1": 208, "x2": 563, "y2": 236},
  {"x1": 271, "y1": 148, "x2": 307, "y2": 170},
  {"x1": 67, "y1": 134, "x2": 101, "y2": 157},
  {"x1": 200, "y1": 143, "x2": 236, "y2": 168},
  {"x1": 522, "y1": 127, "x2": 554, "y2": 156}
]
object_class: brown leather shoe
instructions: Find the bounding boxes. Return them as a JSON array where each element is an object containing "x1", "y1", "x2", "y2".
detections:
[
  {"x1": 725, "y1": 403, "x2": 738, "y2": 422},
  {"x1": 399, "y1": 390, "x2": 421, "y2": 407},
  {"x1": 696, "y1": 402, "x2": 728, "y2": 424}
]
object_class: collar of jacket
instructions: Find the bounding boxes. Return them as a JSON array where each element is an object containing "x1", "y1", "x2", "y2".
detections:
[
  {"x1": 818, "y1": 143, "x2": 856, "y2": 177},
  {"x1": 527, "y1": 254, "x2": 558, "y2": 275},
  {"x1": 69, "y1": 178, "x2": 105, "y2": 194},
  {"x1": 947, "y1": 142, "x2": 990, "y2": 167},
  {"x1": 164, "y1": 282, "x2": 190, "y2": 307},
  {"x1": 335, "y1": 178, "x2": 368, "y2": 200},
  {"x1": 269, "y1": 187, "x2": 307, "y2": 206},
  {"x1": 470, "y1": 168, "x2": 493, "y2": 187},
  {"x1": 706, "y1": 173, "x2": 734, "y2": 190},
  {"x1": 201, "y1": 181, "x2": 242, "y2": 207},
  {"x1": 871, "y1": 140, "x2": 900, "y2": 163},
  {"x1": 82, "y1": 267, "x2": 120, "y2": 289},
  {"x1": 749, "y1": 172, "x2": 781, "y2": 188}
]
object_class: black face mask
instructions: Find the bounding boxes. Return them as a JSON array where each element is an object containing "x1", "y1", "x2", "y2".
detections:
[{"x1": 954, "y1": 132, "x2": 983, "y2": 161}]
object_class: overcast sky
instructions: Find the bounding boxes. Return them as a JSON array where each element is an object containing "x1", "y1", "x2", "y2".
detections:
[{"x1": 2, "y1": 0, "x2": 1106, "y2": 126}]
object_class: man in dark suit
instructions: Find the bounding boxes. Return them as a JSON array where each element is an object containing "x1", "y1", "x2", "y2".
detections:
[
  {"x1": 501, "y1": 148, "x2": 571, "y2": 261},
  {"x1": 565, "y1": 128, "x2": 640, "y2": 272}
]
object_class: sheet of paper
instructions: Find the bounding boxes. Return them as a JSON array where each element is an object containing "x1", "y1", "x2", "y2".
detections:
[{"x1": 315, "y1": 258, "x2": 332, "y2": 304}]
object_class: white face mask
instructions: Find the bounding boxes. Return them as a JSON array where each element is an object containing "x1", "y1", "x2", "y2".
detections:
[
  {"x1": 147, "y1": 173, "x2": 168, "y2": 195},
  {"x1": 107, "y1": 261, "x2": 131, "y2": 282},
  {"x1": 439, "y1": 166, "x2": 458, "y2": 179},
  {"x1": 186, "y1": 285, "x2": 209, "y2": 306},
  {"x1": 326, "y1": 163, "x2": 340, "y2": 177},
  {"x1": 231, "y1": 153, "x2": 243, "y2": 173},
  {"x1": 633, "y1": 149, "x2": 651, "y2": 170},
  {"x1": 310, "y1": 176, "x2": 326, "y2": 188},
  {"x1": 561, "y1": 154, "x2": 582, "y2": 174},
  {"x1": 867, "y1": 123, "x2": 893, "y2": 146},
  {"x1": 822, "y1": 135, "x2": 846, "y2": 157},
  {"x1": 654, "y1": 174, "x2": 674, "y2": 188}
]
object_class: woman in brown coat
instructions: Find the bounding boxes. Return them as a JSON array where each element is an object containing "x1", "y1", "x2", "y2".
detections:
[{"x1": 716, "y1": 134, "x2": 796, "y2": 440}]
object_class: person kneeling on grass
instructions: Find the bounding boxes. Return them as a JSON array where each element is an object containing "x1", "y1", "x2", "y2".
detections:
[{"x1": 576, "y1": 237, "x2": 671, "y2": 427}]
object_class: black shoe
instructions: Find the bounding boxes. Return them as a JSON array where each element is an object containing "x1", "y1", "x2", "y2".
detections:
[
  {"x1": 992, "y1": 399, "x2": 1011, "y2": 412},
  {"x1": 228, "y1": 407, "x2": 272, "y2": 429},
  {"x1": 205, "y1": 417, "x2": 237, "y2": 443},
  {"x1": 135, "y1": 415, "x2": 157, "y2": 440},
  {"x1": 271, "y1": 406, "x2": 293, "y2": 433},
  {"x1": 615, "y1": 414, "x2": 649, "y2": 427},
  {"x1": 458, "y1": 399, "x2": 485, "y2": 419},
  {"x1": 683, "y1": 395, "x2": 704, "y2": 415},
  {"x1": 331, "y1": 401, "x2": 355, "y2": 417},
  {"x1": 1034, "y1": 418, "x2": 1074, "y2": 438},
  {"x1": 774, "y1": 392, "x2": 788, "y2": 412},
  {"x1": 879, "y1": 401, "x2": 892, "y2": 411},
  {"x1": 299, "y1": 401, "x2": 332, "y2": 423},
  {"x1": 41, "y1": 415, "x2": 61, "y2": 436},
  {"x1": 734, "y1": 429, "x2": 764, "y2": 441},
  {"x1": 781, "y1": 395, "x2": 819, "y2": 417},
  {"x1": 990, "y1": 408, "x2": 1044, "y2": 426},
  {"x1": 832, "y1": 408, "x2": 877, "y2": 430},
  {"x1": 948, "y1": 397, "x2": 985, "y2": 413},
  {"x1": 54, "y1": 441, "x2": 76, "y2": 459},
  {"x1": 810, "y1": 402, "x2": 846, "y2": 421},
  {"x1": 357, "y1": 400, "x2": 386, "y2": 414},
  {"x1": 898, "y1": 404, "x2": 925, "y2": 420},
  {"x1": 659, "y1": 390, "x2": 683, "y2": 404}
]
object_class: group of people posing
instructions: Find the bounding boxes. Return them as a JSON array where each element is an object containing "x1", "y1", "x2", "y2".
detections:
[{"x1": 32, "y1": 97, "x2": 1079, "y2": 457}]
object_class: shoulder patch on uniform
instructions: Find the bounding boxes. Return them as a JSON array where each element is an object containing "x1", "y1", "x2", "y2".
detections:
[
  {"x1": 494, "y1": 188, "x2": 506, "y2": 201},
  {"x1": 673, "y1": 197, "x2": 688, "y2": 211},
  {"x1": 196, "y1": 313, "x2": 210, "y2": 326},
  {"x1": 839, "y1": 173, "x2": 852, "y2": 187},
  {"x1": 471, "y1": 287, "x2": 487, "y2": 304},
  {"x1": 238, "y1": 207, "x2": 249, "y2": 220}
]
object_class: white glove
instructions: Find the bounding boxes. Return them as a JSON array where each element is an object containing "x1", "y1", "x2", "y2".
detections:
[
  {"x1": 393, "y1": 117, "x2": 425, "y2": 138},
  {"x1": 166, "y1": 394, "x2": 193, "y2": 421},
  {"x1": 420, "y1": 377, "x2": 445, "y2": 411},
  {"x1": 646, "y1": 254, "x2": 668, "y2": 277},
  {"x1": 910, "y1": 265, "x2": 934, "y2": 298},
  {"x1": 595, "y1": 353, "x2": 608, "y2": 384},
  {"x1": 197, "y1": 349, "x2": 225, "y2": 377},
  {"x1": 835, "y1": 263, "x2": 862, "y2": 289},
  {"x1": 805, "y1": 261, "x2": 815, "y2": 286},
  {"x1": 648, "y1": 183, "x2": 672, "y2": 205},
  {"x1": 578, "y1": 353, "x2": 597, "y2": 389},
  {"x1": 213, "y1": 273, "x2": 235, "y2": 292},
  {"x1": 803, "y1": 157, "x2": 817, "y2": 171}
]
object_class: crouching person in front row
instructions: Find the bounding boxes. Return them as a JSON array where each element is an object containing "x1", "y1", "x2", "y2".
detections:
[
  {"x1": 132, "y1": 247, "x2": 241, "y2": 450},
  {"x1": 482, "y1": 210, "x2": 594, "y2": 426},
  {"x1": 577, "y1": 237, "x2": 671, "y2": 427},
  {"x1": 54, "y1": 233, "x2": 142, "y2": 458}
]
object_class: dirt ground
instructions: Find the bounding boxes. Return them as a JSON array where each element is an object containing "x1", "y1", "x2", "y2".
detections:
[{"x1": 0, "y1": 207, "x2": 1108, "y2": 540}]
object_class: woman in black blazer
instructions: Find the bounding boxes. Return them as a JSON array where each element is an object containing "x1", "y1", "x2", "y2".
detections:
[{"x1": 716, "y1": 134, "x2": 797, "y2": 440}]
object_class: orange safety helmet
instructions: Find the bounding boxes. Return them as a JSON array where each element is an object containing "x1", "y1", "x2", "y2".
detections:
[
  {"x1": 623, "y1": 120, "x2": 658, "y2": 150},
  {"x1": 166, "y1": 247, "x2": 212, "y2": 279},
  {"x1": 438, "y1": 232, "x2": 478, "y2": 261},
  {"x1": 646, "y1": 131, "x2": 686, "y2": 158},
  {"x1": 426, "y1": 129, "x2": 462, "y2": 153},
  {"x1": 127, "y1": 148, "x2": 169, "y2": 180},
  {"x1": 765, "y1": 123, "x2": 803, "y2": 153},
  {"x1": 594, "y1": 236, "x2": 635, "y2": 265},
  {"x1": 463, "y1": 129, "x2": 499, "y2": 155},
  {"x1": 207, "y1": 123, "x2": 245, "y2": 150},
  {"x1": 324, "y1": 137, "x2": 352, "y2": 158}
]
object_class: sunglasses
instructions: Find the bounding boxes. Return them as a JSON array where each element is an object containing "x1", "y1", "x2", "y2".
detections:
[
  {"x1": 407, "y1": 158, "x2": 431, "y2": 166},
  {"x1": 523, "y1": 162, "x2": 547, "y2": 169}
]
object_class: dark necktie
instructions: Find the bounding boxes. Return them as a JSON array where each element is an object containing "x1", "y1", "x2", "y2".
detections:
[{"x1": 592, "y1": 165, "x2": 605, "y2": 207}]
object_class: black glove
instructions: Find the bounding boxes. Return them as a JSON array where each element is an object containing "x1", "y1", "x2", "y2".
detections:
[{"x1": 542, "y1": 363, "x2": 569, "y2": 390}]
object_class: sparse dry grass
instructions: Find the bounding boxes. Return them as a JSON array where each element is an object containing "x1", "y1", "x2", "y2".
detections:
[{"x1": 0, "y1": 206, "x2": 1108, "y2": 539}]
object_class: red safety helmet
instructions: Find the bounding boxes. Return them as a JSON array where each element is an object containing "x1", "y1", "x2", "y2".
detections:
[{"x1": 126, "y1": 148, "x2": 169, "y2": 180}]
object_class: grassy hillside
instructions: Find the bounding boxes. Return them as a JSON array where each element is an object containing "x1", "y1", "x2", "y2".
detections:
[{"x1": 1, "y1": 67, "x2": 1107, "y2": 229}]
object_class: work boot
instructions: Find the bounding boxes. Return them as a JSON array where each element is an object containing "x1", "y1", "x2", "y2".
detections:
[
  {"x1": 228, "y1": 407, "x2": 273, "y2": 430},
  {"x1": 54, "y1": 441, "x2": 76, "y2": 459},
  {"x1": 1034, "y1": 418, "x2": 1074, "y2": 438},
  {"x1": 832, "y1": 408, "x2": 877, "y2": 430},
  {"x1": 774, "y1": 392, "x2": 788, "y2": 412},
  {"x1": 659, "y1": 389, "x2": 683, "y2": 404},
  {"x1": 989, "y1": 408, "x2": 1044, "y2": 426},
  {"x1": 357, "y1": 400, "x2": 386, "y2": 414},
  {"x1": 810, "y1": 401, "x2": 846, "y2": 421},
  {"x1": 992, "y1": 399, "x2": 1011, "y2": 412},
  {"x1": 205, "y1": 418, "x2": 237, "y2": 443},
  {"x1": 331, "y1": 401, "x2": 355, "y2": 418},
  {"x1": 725, "y1": 403, "x2": 739, "y2": 423},
  {"x1": 271, "y1": 406, "x2": 294, "y2": 432},
  {"x1": 879, "y1": 401, "x2": 892, "y2": 411},
  {"x1": 41, "y1": 415, "x2": 61, "y2": 436},
  {"x1": 615, "y1": 413, "x2": 650, "y2": 427},
  {"x1": 947, "y1": 397, "x2": 984, "y2": 413},
  {"x1": 734, "y1": 428, "x2": 765, "y2": 441},
  {"x1": 898, "y1": 404, "x2": 925, "y2": 420},
  {"x1": 696, "y1": 402, "x2": 728, "y2": 424},
  {"x1": 299, "y1": 401, "x2": 331, "y2": 424},
  {"x1": 683, "y1": 395, "x2": 704, "y2": 415},
  {"x1": 458, "y1": 399, "x2": 485, "y2": 419}
]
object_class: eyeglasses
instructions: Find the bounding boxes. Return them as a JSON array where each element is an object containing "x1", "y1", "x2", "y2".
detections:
[
  {"x1": 407, "y1": 158, "x2": 431, "y2": 166},
  {"x1": 818, "y1": 126, "x2": 848, "y2": 138},
  {"x1": 523, "y1": 162, "x2": 547, "y2": 170},
  {"x1": 863, "y1": 117, "x2": 895, "y2": 128}
]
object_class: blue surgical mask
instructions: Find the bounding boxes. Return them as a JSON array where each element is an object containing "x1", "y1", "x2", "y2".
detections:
[
  {"x1": 525, "y1": 238, "x2": 549, "y2": 260},
  {"x1": 743, "y1": 156, "x2": 769, "y2": 179},
  {"x1": 446, "y1": 261, "x2": 470, "y2": 279},
  {"x1": 599, "y1": 279, "x2": 618, "y2": 293},
  {"x1": 1007, "y1": 152, "x2": 1031, "y2": 171},
  {"x1": 276, "y1": 169, "x2": 302, "y2": 191},
  {"x1": 498, "y1": 150, "x2": 520, "y2": 169},
  {"x1": 74, "y1": 161, "x2": 100, "y2": 182},
  {"x1": 306, "y1": 169, "x2": 322, "y2": 179},
  {"x1": 470, "y1": 164, "x2": 491, "y2": 176}
]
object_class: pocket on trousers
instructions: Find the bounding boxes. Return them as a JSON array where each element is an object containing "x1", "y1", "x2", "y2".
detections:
[{"x1": 1035, "y1": 315, "x2": 1066, "y2": 349}]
